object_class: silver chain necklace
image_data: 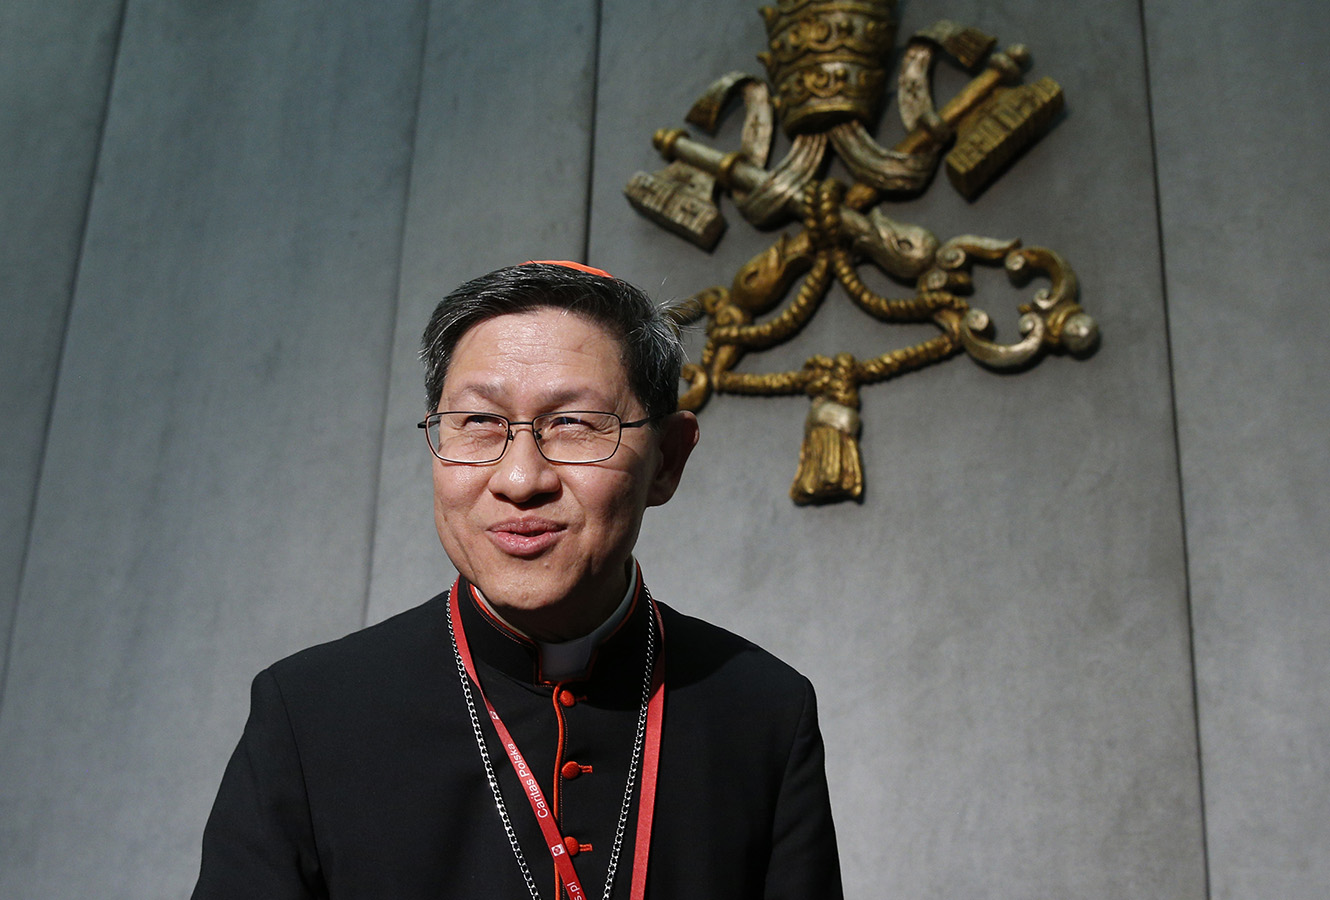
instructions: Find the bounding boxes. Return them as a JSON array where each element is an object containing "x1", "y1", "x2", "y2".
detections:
[{"x1": 448, "y1": 601, "x2": 656, "y2": 900}]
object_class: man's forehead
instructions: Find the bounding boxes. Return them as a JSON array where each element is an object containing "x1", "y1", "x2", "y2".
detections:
[
  {"x1": 441, "y1": 308, "x2": 631, "y2": 404},
  {"x1": 451, "y1": 307, "x2": 628, "y2": 360},
  {"x1": 465, "y1": 304, "x2": 614, "y2": 336}
]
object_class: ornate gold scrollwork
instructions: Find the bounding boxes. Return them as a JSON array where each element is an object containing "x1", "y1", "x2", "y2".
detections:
[{"x1": 625, "y1": 0, "x2": 1098, "y2": 504}]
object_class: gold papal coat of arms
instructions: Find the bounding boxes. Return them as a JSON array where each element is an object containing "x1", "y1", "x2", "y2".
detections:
[{"x1": 626, "y1": 0, "x2": 1097, "y2": 504}]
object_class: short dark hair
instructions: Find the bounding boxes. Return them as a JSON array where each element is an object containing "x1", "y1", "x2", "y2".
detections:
[{"x1": 421, "y1": 263, "x2": 682, "y2": 420}]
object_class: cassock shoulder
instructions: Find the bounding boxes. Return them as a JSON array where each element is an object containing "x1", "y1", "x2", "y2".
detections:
[
  {"x1": 655, "y1": 601, "x2": 817, "y2": 719},
  {"x1": 261, "y1": 592, "x2": 453, "y2": 722}
]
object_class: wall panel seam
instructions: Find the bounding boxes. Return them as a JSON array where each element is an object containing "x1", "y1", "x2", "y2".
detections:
[
  {"x1": 580, "y1": 0, "x2": 605, "y2": 265},
  {"x1": 1137, "y1": 1, "x2": 1212, "y2": 896},
  {"x1": 0, "y1": 0, "x2": 131, "y2": 722},
  {"x1": 360, "y1": 2, "x2": 434, "y2": 631}
]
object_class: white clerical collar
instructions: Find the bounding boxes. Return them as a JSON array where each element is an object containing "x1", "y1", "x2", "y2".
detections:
[{"x1": 474, "y1": 562, "x2": 639, "y2": 681}]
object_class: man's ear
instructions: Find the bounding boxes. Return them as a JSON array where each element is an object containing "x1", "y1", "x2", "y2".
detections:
[{"x1": 646, "y1": 411, "x2": 700, "y2": 507}]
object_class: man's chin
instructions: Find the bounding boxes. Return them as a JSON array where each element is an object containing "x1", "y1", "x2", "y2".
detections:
[{"x1": 469, "y1": 575, "x2": 571, "y2": 619}]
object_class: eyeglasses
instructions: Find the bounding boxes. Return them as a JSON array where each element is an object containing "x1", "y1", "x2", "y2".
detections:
[{"x1": 418, "y1": 410, "x2": 657, "y2": 464}]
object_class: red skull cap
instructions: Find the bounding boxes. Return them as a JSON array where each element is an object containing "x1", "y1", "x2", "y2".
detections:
[{"x1": 522, "y1": 259, "x2": 613, "y2": 279}]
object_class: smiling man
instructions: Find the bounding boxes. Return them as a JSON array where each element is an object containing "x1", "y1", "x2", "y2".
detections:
[{"x1": 193, "y1": 262, "x2": 843, "y2": 899}]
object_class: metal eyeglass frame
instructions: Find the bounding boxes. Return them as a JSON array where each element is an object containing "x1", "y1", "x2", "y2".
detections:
[{"x1": 418, "y1": 410, "x2": 659, "y2": 465}]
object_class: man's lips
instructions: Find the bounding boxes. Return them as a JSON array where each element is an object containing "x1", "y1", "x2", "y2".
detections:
[{"x1": 486, "y1": 519, "x2": 564, "y2": 557}]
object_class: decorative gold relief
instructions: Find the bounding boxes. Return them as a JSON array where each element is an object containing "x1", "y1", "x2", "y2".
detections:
[{"x1": 625, "y1": 1, "x2": 1098, "y2": 504}]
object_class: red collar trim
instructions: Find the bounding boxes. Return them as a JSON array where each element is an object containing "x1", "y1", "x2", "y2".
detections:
[{"x1": 461, "y1": 569, "x2": 644, "y2": 684}]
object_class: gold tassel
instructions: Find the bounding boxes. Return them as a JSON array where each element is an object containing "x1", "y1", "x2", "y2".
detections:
[{"x1": 791, "y1": 397, "x2": 863, "y2": 504}]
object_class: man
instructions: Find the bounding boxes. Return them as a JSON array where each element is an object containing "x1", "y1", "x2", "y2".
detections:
[{"x1": 193, "y1": 262, "x2": 842, "y2": 899}]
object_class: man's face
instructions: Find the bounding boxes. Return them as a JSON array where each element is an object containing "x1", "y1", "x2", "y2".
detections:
[{"x1": 432, "y1": 307, "x2": 696, "y2": 641}]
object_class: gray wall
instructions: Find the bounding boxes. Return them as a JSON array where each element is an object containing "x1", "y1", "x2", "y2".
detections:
[{"x1": 0, "y1": 1, "x2": 1323, "y2": 897}]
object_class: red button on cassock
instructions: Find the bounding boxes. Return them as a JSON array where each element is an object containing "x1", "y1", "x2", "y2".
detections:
[
  {"x1": 561, "y1": 761, "x2": 583, "y2": 780},
  {"x1": 563, "y1": 836, "x2": 581, "y2": 856},
  {"x1": 557, "y1": 689, "x2": 576, "y2": 707}
]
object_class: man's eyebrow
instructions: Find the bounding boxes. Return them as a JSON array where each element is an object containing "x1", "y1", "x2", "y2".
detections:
[
  {"x1": 445, "y1": 382, "x2": 503, "y2": 404},
  {"x1": 445, "y1": 382, "x2": 616, "y2": 409}
]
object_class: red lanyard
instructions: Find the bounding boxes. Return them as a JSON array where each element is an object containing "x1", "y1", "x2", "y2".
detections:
[{"x1": 449, "y1": 582, "x2": 665, "y2": 900}]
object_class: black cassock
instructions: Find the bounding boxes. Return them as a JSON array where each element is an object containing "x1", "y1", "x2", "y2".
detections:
[{"x1": 194, "y1": 577, "x2": 843, "y2": 899}]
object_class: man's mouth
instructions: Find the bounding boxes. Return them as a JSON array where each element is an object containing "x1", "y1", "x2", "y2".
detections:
[{"x1": 486, "y1": 519, "x2": 564, "y2": 557}]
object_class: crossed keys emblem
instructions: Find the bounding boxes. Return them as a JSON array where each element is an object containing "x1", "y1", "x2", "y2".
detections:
[{"x1": 625, "y1": 0, "x2": 1098, "y2": 504}]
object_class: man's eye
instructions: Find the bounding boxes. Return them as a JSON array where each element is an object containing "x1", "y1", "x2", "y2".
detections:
[
  {"x1": 457, "y1": 414, "x2": 506, "y2": 431},
  {"x1": 545, "y1": 414, "x2": 592, "y2": 430}
]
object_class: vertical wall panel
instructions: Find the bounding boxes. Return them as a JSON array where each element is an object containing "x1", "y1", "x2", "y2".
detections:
[
  {"x1": 0, "y1": 2, "x2": 426, "y2": 897},
  {"x1": 0, "y1": 0, "x2": 123, "y2": 691},
  {"x1": 365, "y1": 0, "x2": 601, "y2": 624},
  {"x1": 593, "y1": 1, "x2": 1205, "y2": 897},
  {"x1": 1147, "y1": 1, "x2": 1330, "y2": 897}
]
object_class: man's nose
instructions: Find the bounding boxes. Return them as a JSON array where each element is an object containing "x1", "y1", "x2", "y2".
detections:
[{"x1": 489, "y1": 425, "x2": 558, "y2": 501}]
